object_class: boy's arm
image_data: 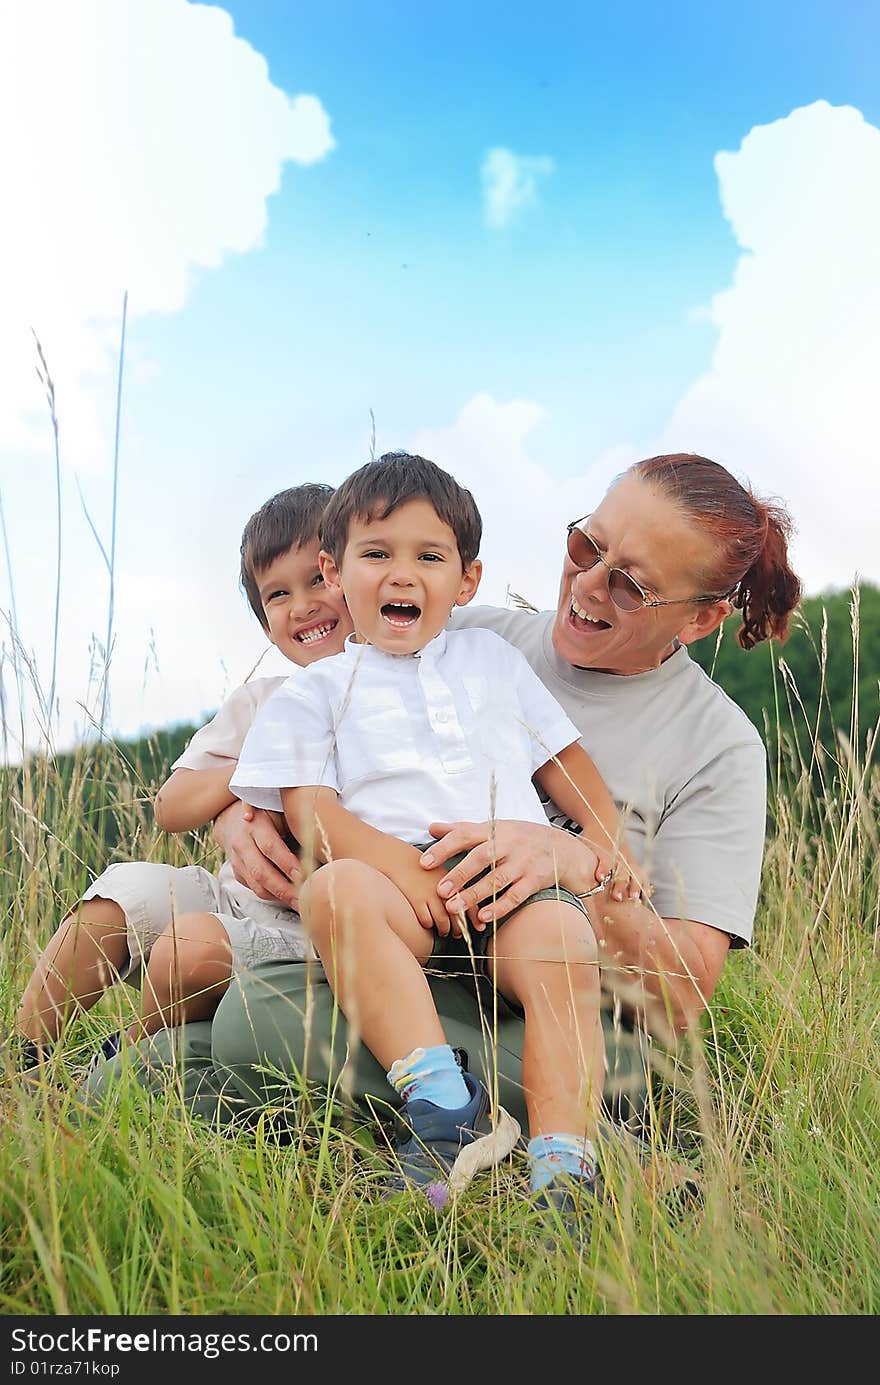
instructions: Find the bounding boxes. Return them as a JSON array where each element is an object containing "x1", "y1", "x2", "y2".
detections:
[
  {"x1": 534, "y1": 742, "x2": 646, "y2": 900},
  {"x1": 496, "y1": 638, "x2": 643, "y2": 896},
  {"x1": 154, "y1": 765, "x2": 237, "y2": 832},
  {"x1": 283, "y1": 786, "x2": 455, "y2": 934},
  {"x1": 156, "y1": 768, "x2": 301, "y2": 906},
  {"x1": 154, "y1": 678, "x2": 287, "y2": 834}
]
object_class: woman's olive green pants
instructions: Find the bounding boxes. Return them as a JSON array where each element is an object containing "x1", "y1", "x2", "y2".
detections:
[{"x1": 82, "y1": 959, "x2": 652, "y2": 1137}]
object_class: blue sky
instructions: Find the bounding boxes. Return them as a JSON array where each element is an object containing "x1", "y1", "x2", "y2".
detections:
[
  {"x1": 1, "y1": 0, "x2": 878, "y2": 756},
  {"x1": 143, "y1": 0, "x2": 879, "y2": 467}
]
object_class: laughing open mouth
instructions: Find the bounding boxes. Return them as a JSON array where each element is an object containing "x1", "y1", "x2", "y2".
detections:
[
  {"x1": 570, "y1": 597, "x2": 611, "y2": 631},
  {"x1": 382, "y1": 601, "x2": 421, "y2": 627}
]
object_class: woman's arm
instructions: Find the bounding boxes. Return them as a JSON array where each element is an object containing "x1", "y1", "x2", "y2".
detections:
[{"x1": 590, "y1": 895, "x2": 731, "y2": 1035}]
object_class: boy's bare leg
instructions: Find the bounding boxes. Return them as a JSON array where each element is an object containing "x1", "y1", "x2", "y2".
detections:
[
  {"x1": 133, "y1": 913, "x2": 233, "y2": 1039},
  {"x1": 303, "y1": 861, "x2": 519, "y2": 1193},
  {"x1": 487, "y1": 900, "x2": 605, "y2": 1139},
  {"x1": 300, "y1": 859, "x2": 443, "y2": 1069},
  {"x1": 16, "y1": 898, "x2": 130, "y2": 1044}
]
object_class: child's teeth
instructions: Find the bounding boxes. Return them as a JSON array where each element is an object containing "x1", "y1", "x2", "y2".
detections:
[{"x1": 298, "y1": 621, "x2": 334, "y2": 643}]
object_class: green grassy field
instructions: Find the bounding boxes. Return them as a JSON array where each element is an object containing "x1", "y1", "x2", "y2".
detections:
[{"x1": 1, "y1": 666, "x2": 878, "y2": 1318}]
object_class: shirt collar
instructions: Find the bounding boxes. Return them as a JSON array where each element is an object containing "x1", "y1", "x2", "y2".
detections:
[{"x1": 342, "y1": 627, "x2": 449, "y2": 663}]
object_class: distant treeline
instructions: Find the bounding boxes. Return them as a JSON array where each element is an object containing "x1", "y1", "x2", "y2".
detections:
[
  {"x1": 1, "y1": 722, "x2": 201, "y2": 880},
  {"x1": 3, "y1": 584, "x2": 876, "y2": 873},
  {"x1": 689, "y1": 581, "x2": 879, "y2": 761}
]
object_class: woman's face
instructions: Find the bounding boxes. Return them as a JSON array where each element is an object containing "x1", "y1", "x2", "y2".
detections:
[{"x1": 551, "y1": 472, "x2": 727, "y2": 675}]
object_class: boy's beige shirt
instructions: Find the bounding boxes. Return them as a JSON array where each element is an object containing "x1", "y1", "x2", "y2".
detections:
[{"x1": 171, "y1": 677, "x2": 287, "y2": 773}]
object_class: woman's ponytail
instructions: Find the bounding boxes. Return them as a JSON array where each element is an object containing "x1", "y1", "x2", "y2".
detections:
[{"x1": 630, "y1": 454, "x2": 803, "y2": 649}]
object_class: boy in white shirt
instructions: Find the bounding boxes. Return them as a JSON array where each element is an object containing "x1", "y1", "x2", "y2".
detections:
[
  {"x1": 16, "y1": 483, "x2": 354, "y2": 1068},
  {"x1": 231, "y1": 452, "x2": 641, "y2": 1220}
]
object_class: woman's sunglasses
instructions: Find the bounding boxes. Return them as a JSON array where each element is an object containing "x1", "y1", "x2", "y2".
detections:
[{"x1": 566, "y1": 518, "x2": 731, "y2": 612}]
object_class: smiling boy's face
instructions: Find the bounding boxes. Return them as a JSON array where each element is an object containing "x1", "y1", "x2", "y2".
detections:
[
  {"x1": 257, "y1": 540, "x2": 353, "y2": 666},
  {"x1": 319, "y1": 497, "x2": 481, "y2": 655}
]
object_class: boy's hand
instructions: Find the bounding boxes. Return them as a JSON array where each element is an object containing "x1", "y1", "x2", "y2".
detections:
[
  {"x1": 390, "y1": 856, "x2": 469, "y2": 937},
  {"x1": 212, "y1": 801, "x2": 302, "y2": 909}
]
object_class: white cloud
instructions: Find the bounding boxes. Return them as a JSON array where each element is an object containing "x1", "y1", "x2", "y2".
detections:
[
  {"x1": 427, "y1": 105, "x2": 880, "y2": 612},
  {"x1": 659, "y1": 100, "x2": 880, "y2": 592},
  {"x1": 481, "y1": 147, "x2": 555, "y2": 229},
  {"x1": 0, "y1": 0, "x2": 335, "y2": 473},
  {"x1": 0, "y1": 0, "x2": 335, "y2": 759}
]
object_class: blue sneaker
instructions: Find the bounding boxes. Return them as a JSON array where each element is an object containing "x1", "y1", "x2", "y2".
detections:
[
  {"x1": 384, "y1": 1069, "x2": 520, "y2": 1201},
  {"x1": 86, "y1": 1031, "x2": 124, "y2": 1074},
  {"x1": 13, "y1": 1037, "x2": 51, "y2": 1073},
  {"x1": 533, "y1": 1173, "x2": 599, "y2": 1251}
]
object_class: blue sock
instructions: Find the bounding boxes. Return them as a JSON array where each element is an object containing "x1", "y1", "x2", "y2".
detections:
[
  {"x1": 527, "y1": 1133, "x2": 598, "y2": 1194},
  {"x1": 387, "y1": 1044, "x2": 469, "y2": 1110}
]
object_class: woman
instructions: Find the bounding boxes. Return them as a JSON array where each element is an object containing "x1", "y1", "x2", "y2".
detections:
[{"x1": 86, "y1": 453, "x2": 802, "y2": 1145}]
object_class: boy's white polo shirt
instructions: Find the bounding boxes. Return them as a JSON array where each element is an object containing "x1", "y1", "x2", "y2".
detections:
[{"x1": 231, "y1": 627, "x2": 580, "y2": 846}]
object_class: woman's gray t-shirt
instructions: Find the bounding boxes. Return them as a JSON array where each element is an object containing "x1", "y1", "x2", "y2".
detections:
[{"x1": 451, "y1": 605, "x2": 767, "y2": 946}]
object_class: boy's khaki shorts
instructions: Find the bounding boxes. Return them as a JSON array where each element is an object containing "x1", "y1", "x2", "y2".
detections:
[{"x1": 80, "y1": 860, "x2": 312, "y2": 984}]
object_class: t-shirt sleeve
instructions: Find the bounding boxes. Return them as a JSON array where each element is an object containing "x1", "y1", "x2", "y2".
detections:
[
  {"x1": 171, "y1": 679, "x2": 285, "y2": 771},
  {"x1": 229, "y1": 678, "x2": 341, "y2": 813},
  {"x1": 502, "y1": 640, "x2": 581, "y2": 772},
  {"x1": 648, "y1": 738, "x2": 767, "y2": 946}
]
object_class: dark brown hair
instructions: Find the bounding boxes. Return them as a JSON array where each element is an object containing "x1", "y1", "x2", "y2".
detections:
[
  {"x1": 319, "y1": 452, "x2": 482, "y2": 567},
  {"x1": 240, "y1": 483, "x2": 335, "y2": 630},
  {"x1": 628, "y1": 453, "x2": 802, "y2": 649}
]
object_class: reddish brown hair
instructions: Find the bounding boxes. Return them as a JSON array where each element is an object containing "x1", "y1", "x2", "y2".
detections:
[{"x1": 628, "y1": 454, "x2": 802, "y2": 649}]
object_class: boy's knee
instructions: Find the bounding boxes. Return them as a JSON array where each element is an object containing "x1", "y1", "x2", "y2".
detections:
[
  {"x1": 65, "y1": 897, "x2": 128, "y2": 934},
  {"x1": 493, "y1": 905, "x2": 600, "y2": 992},
  {"x1": 300, "y1": 860, "x2": 376, "y2": 914},
  {"x1": 556, "y1": 911, "x2": 600, "y2": 969},
  {"x1": 148, "y1": 913, "x2": 228, "y2": 973},
  {"x1": 300, "y1": 860, "x2": 380, "y2": 950}
]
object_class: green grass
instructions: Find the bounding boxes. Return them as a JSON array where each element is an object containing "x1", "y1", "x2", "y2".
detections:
[
  {"x1": 4, "y1": 337, "x2": 876, "y2": 1315},
  {"x1": 1, "y1": 682, "x2": 878, "y2": 1317}
]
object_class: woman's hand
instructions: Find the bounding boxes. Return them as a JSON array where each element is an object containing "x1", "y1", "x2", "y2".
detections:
[
  {"x1": 587, "y1": 842, "x2": 646, "y2": 904},
  {"x1": 421, "y1": 819, "x2": 599, "y2": 925},
  {"x1": 212, "y1": 800, "x2": 302, "y2": 908}
]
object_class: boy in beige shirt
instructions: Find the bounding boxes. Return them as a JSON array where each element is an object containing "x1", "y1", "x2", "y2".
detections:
[{"x1": 16, "y1": 483, "x2": 353, "y2": 1070}]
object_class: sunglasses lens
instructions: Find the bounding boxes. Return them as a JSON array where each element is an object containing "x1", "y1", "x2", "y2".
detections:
[
  {"x1": 568, "y1": 527, "x2": 601, "y2": 570},
  {"x1": 568, "y1": 522, "x2": 647, "y2": 611},
  {"x1": 608, "y1": 569, "x2": 644, "y2": 611}
]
